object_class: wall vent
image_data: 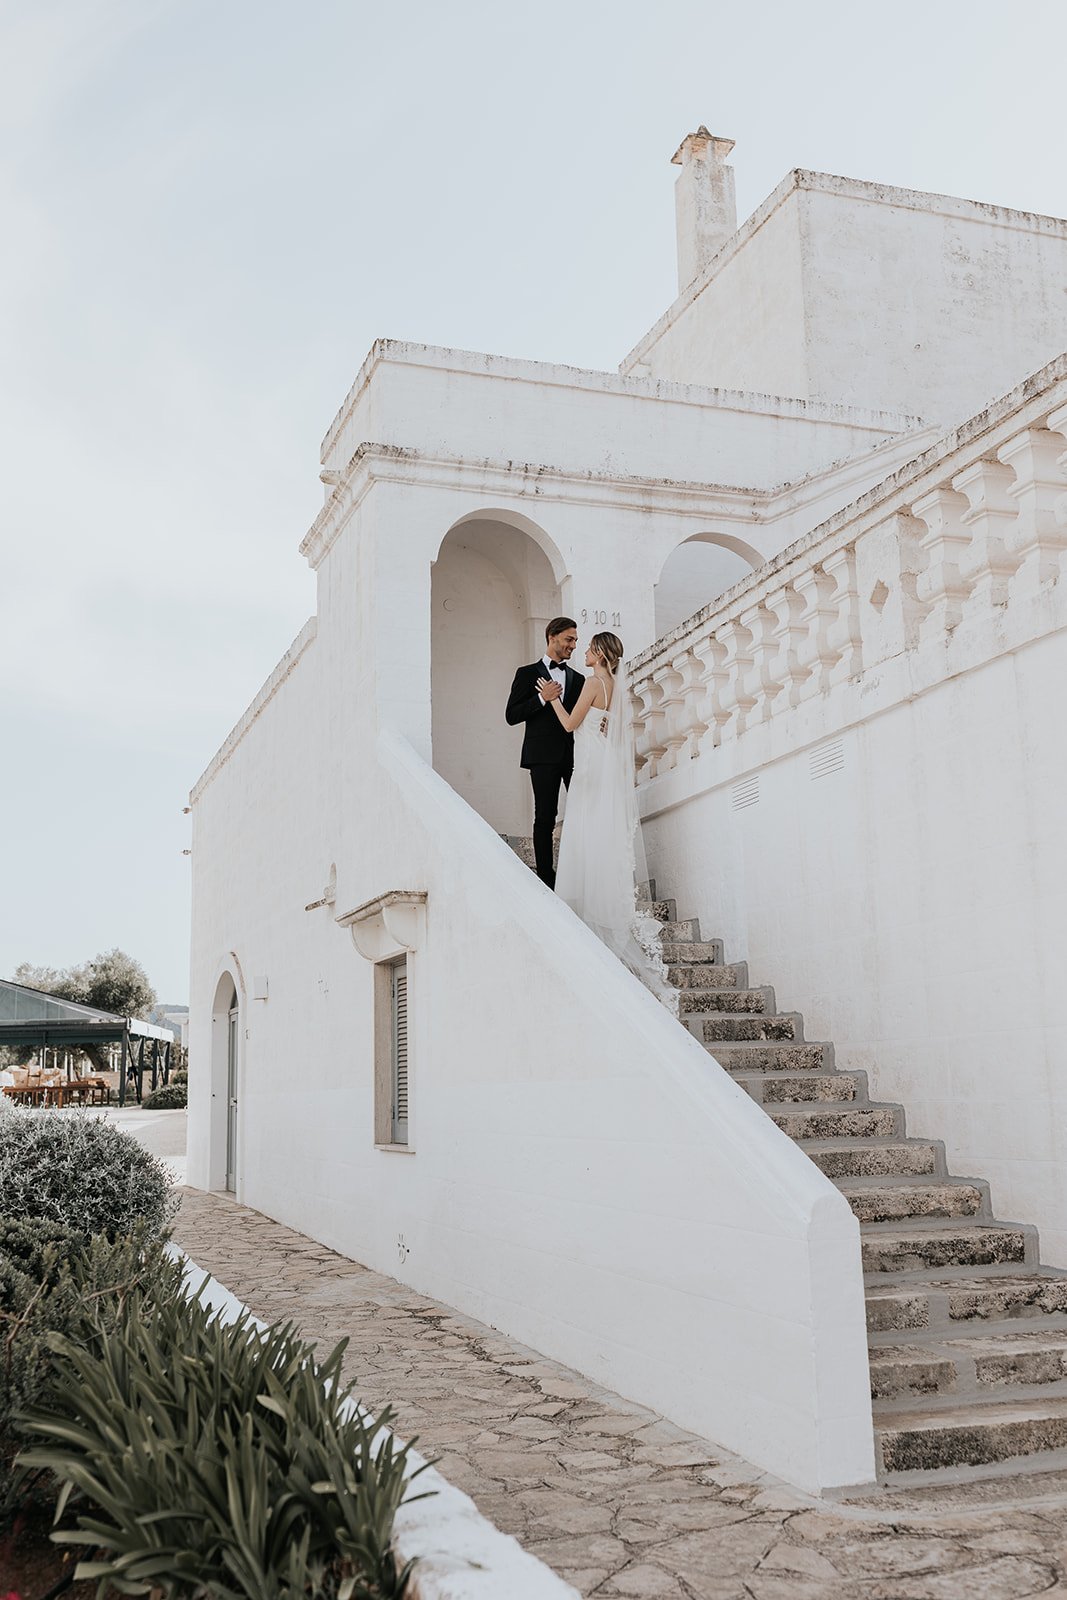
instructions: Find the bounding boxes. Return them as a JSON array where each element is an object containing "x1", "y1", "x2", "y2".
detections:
[
  {"x1": 732, "y1": 774, "x2": 760, "y2": 811},
  {"x1": 810, "y1": 739, "x2": 845, "y2": 780}
]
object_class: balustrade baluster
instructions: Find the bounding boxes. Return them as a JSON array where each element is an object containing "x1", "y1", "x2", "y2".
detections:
[
  {"x1": 691, "y1": 630, "x2": 730, "y2": 755},
  {"x1": 823, "y1": 545, "x2": 863, "y2": 683},
  {"x1": 672, "y1": 647, "x2": 707, "y2": 761},
  {"x1": 911, "y1": 487, "x2": 972, "y2": 641},
  {"x1": 653, "y1": 661, "x2": 687, "y2": 771},
  {"x1": 716, "y1": 617, "x2": 757, "y2": 741},
  {"x1": 765, "y1": 582, "x2": 811, "y2": 713},
  {"x1": 998, "y1": 424, "x2": 1067, "y2": 602},
  {"x1": 630, "y1": 675, "x2": 653, "y2": 779},
  {"x1": 739, "y1": 601, "x2": 781, "y2": 724},
  {"x1": 951, "y1": 458, "x2": 1019, "y2": 613},
  {"x1": 792, "y1": 565, "x2": 839, "y2": 701}
]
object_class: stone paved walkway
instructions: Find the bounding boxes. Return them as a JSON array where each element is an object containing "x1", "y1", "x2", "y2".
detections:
[{"x1": 173, "y1": 1190, "x2": 1067, "y2": 1600}]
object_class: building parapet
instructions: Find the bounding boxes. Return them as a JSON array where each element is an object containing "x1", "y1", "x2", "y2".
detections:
[{"x1": 319, "y1": 338, "x2": 923, "y2": 468}]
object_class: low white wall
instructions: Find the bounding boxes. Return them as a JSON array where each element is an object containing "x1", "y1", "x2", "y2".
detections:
[{"x1": 353, "y1": 730, "x2": 875, "y2": 1494}]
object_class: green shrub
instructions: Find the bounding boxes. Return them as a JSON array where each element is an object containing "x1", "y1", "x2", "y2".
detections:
[
  {"x1": 0, "y1": 1221, "x2": 171, "y2": 1497},
  {"x1": 141, "y1": 1081, "x2": 187, "y2": 1110},
  {"x1": 0, "y1": 1108, "x2": 175, "y2": 1240},
  {"x1": 20, "y1": 1275, "x2": 426, "y2": 1599},
  {"x1": 170, "y1": 1067, "x2": 188, "y2": 1086}
]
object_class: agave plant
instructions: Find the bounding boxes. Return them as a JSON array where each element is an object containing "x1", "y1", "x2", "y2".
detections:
[{"x1": 18, "y1": 1267, "x2": 431, "y2": 1598}]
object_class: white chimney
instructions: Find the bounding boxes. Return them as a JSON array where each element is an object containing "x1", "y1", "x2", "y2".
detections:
[{"x1": 672, "y1": 127, "x2": 737, "y2": 293}]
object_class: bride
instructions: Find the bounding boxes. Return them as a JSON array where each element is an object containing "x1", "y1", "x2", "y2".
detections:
[{"x1": 537, "y1": 632, "x2": 674, "y2": 1008}]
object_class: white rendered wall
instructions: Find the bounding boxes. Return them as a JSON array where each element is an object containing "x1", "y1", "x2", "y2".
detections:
[
  {"x1": 642, "y1": 634, "x2": 1067, "y2": 1262},
  {"x1": 626, "y1": 172, "x2": 1067, "y2": 429},
  {"x1": 188, "y1": 700, "x2": 876, "y2": 1492},
  {"x1": 627, "y1": 189, "x2": 809, "y2": 400},
  {"x1": 188, "y1": 455, "x2": 878, "y2": 1492},
  {"x1": 801, "y1": 182, "x2": 1067, "y2": 424},
  {"x1": 632, "y1": 356, "x2": 1067, "y2": 1268}
]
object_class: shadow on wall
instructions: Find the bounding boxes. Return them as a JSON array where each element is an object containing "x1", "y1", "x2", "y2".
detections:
[
  {"x1": 431, "y1": 512, "x2": 563, "y2": 837},
  {"x1": 655, "y1": 538, "x2": 758, "y2": 638}
]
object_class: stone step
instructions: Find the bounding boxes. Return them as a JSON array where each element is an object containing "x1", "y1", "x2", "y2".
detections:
[
  {"x1": 702, "y1": 1013, "x2": 800, "y2": 1043},
  {"x1": 876, "y1": 1396, "x2": 1067, "y2": 1476},
  {"x1": 869, "y1": 1345, "x2": 960, "y2": 1401},
  {"x1": 866, "y1": 1274, "x2": 1067, "y2": 1337},
  {"x1": 669, "y1": 966, "x2": 765, "y2": 995},
  {"x1": 707, "y1": 1041, "x2": 830, "y2": 1072},
  {"x1": 656, "y1": 876, "x2": 1064, "y2": 1481},
  {"x1": 660, "y1": 940, "x2": 723, "y2": 965},
  {"x1": 951, "y1": 1330, "x2": 1067, "y2": 1390},
  {"x1": 774, "y1": 1104, "x2": 904, "y2": 1140},
  {"x1": 870, "y1": 1331, "x2": 1067, "y2": 1406},
  {"x1": 646, "y1": 899, "x2": 677, "y2": 922},
  {"x1": 674, "y1": 969, "x2": 749, "y2": 1000},
  {"x1": 735, "y1": 1070, "x2": 863, "y2": 1107},
  {"x1": 840, "y1": 1181, "x2": 985, "y2": 1226},
  {"x1": 862, "y1": 1224, "x2": 1031, "y2": 1278},
  {"x1": 807, "y1": 1139, "x2": 942, "y2": 1181}
]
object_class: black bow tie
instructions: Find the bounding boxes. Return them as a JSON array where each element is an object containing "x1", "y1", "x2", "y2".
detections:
[{"x1": 547, "y1": 662, "x2": 566, "y2": 673}]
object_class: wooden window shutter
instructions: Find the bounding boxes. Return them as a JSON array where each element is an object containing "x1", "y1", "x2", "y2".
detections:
[{"x1": 391, "y1": 959, "x2": 408, "y2": 1144}]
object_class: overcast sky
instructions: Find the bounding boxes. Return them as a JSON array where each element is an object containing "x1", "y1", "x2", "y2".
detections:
[{"x1": 2, "y1": 0, "x2": 1065, "y2": 1002}]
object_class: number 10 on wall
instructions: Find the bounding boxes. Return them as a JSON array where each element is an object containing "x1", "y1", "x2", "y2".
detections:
[{"x1": 580, "y1": 609, "x2": 622, "y2": 628}]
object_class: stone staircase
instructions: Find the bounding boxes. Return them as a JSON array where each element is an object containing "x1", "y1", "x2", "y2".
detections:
[
  {"x1": 507, "y1": 834, "x2": 1067, "y2": 1484},
  {"x1": 648, "y1": 886, "x2": 1067, "y2": 1485}
]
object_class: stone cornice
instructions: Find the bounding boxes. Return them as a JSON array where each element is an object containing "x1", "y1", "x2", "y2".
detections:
[
  {"x1": 299, "y1": 424, "x2": 934, "y2": 573},
  {"x1": 300, "y1": 444, "x2": 769, "y2": 569}
]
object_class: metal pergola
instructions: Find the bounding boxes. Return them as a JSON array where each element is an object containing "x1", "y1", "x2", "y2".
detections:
[{"x1": 0, "y1": 979, "x2": 175, "y2": 1105}]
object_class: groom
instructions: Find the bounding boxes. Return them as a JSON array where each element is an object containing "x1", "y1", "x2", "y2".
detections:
[{"x1": 505, "y1": 617, "x2": 581, "y2": 888}]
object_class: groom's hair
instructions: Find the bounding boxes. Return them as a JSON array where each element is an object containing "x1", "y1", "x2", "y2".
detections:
[{"x1": 545, "y1": 616, "x2": 577, "y2": 642}]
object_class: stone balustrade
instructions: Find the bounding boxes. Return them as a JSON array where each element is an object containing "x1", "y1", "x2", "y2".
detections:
[{"x1": 629, "y1": 362, "x2": 1067, "y2": 783}]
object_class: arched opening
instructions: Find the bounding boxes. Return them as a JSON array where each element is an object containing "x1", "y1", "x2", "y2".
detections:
[
  {"x1": 431, "y1": 512, "x2": 563, "y2": 834},
  {"x1": 210, "y1": 970, "x2": 240, "y2": 1193},
  {"x1": 654, "y1": 533, "x2": 763, "y2": 639}
]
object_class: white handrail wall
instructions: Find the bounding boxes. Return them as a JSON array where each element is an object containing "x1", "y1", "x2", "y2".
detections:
[{"x1": 368, "y1": 728, "x2": 875, "y2": 1494}]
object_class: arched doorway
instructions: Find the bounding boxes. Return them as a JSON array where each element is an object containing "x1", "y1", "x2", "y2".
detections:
[
  {"x1": 210, "y1": 971, "x2": 241, "y2": 1193},
  {"x1": 431, "y1": 512, "x2": 564, "y2": 835},
  {"x1": 654, "y1": 533, "x2": 763, "y2": 638}
]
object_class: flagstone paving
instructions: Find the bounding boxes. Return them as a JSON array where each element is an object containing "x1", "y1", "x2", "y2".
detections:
[{"x1": 173, "y1": 1190, "x2": 1067, "y2": 1599}]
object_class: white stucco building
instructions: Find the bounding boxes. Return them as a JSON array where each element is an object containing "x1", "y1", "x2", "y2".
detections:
[{"x1": 188, "y1": 130, "x2": 1067, "y2": 1494}]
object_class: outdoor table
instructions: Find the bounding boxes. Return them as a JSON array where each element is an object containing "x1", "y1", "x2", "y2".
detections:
[{"x1": 2, "y1": 1084, "x2": 47, "y2": 1106}]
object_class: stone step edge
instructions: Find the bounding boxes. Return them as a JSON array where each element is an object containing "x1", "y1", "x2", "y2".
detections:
[
  {"x1": 872, "y1": 1372, "x2": 1067, "y2": 1417},
  {"x1": 877, "y1": 1437, "x2": 1067, "y2": 1489},
  {"x1": 867, "y1": 1312, "x2": 1067, "y2": 1349},
  {"x1": 874, "y1": 1396, "x2": 1067, "y2": 1478}
]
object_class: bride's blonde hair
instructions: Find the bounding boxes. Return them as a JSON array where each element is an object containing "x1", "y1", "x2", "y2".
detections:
[{"x1": 590, "y1": 631, "x2": 624, "y2": 675}]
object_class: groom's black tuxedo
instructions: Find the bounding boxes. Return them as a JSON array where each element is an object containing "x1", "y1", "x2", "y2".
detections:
[
  {"x1": 505, "y1": 661, "x2": 583, "y2": 766},
  {"x1": 506, "y1": 660, "x2": 583, "y2": 888}
]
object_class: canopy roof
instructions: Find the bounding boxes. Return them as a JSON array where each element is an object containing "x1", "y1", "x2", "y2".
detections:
[{"x1": 0, "y1": 979, "x2": 173, "y2": 1048}]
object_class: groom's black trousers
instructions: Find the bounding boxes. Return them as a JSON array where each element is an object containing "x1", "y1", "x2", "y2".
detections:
[{"x1": 529, "y1": 760, "x2": 572, "y2": 889}]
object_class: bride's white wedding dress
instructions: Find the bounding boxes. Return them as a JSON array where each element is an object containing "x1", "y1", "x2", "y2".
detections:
[{"x1": 554, "y1": 674, "x2": 675, "y2": 1010}]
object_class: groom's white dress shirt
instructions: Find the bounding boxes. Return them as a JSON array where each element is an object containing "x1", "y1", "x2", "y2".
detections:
[{"x1": 538, "y1": 654, "x2": 568, "y2": 705}]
